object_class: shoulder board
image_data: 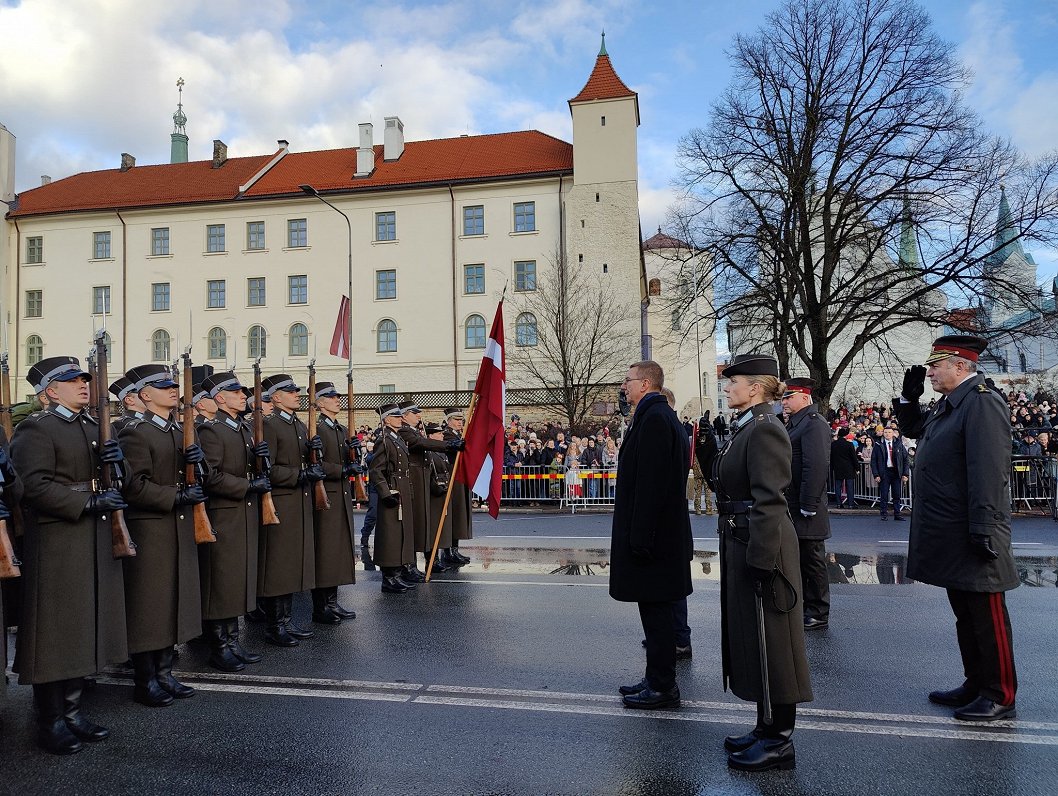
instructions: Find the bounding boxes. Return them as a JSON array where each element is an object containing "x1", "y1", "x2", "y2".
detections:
[
  {"x1": 977, "y1": 384, "x2": 990, "y2": 393},
  {"x1": 125, "y1": 419, "x2": 145, "y2": 430}
]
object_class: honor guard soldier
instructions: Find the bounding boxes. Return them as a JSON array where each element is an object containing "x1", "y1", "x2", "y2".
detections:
[
  {"x1": 11, "y1": 356, "x2": 129, "y2": 755},
  {"x1": 441, "y1": 407, "x2": 472, "y2": 565},
  {"x1": 196, "y1": 372, "x2": 267, "y2": 672},
  {"x1": 780, "y1": 378, "x2": 833, "y2": 631},
  {"x1": 109, "y1": 376, "x2": 145, "y2": 434},
  {"x1": 190, "y1": 365, "x2": 216, "y2": 424},
  {"x1": 260, "y1": 374, "x2": 318, "y2": 646},
  {"x1": 309, "y1": 382, "x2": 361, "y2": 623},
  {"x1": 117, "y1": 364, "x2": 206, "y2": 707},
  {"x1": 369, "y1": 403, "x2": 416, "y2": 592},
  {"x1": 894, "y1": 335, "x2": 1020, "y2": 721},
  {"x1": 423, "y1": 423, "x2": 455, "y2": 568}
]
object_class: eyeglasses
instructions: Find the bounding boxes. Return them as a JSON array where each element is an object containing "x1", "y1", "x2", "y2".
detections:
[{"x1": 621, "y1": 375, "x2": 646, "y2": 384}]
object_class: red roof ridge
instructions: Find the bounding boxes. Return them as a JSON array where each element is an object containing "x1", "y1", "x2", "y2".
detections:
[{"x1": 569, "y1": 54, "x2": 636, "y2": 104}]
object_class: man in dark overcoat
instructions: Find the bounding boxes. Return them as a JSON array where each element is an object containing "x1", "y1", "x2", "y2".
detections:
[
  {"x1": 197, "y1": 372, "x2": 267, "y2": 672},
  {"x1": 893, "y1": 335, "x2": 1019, "y2": 722},
  {"x1": 610, "y1": 361, "x2": 693, "y2": 710},
  {"x1": 260, "y1": 374, "x2": 318, "y2": 646},
  {"x1": 11, "y1": 356, "x2": 129, "y2": 755},
  {"x1": 442, "y1": 407, "x2": 473, "y2": 566},
  {"x1": 118, "y1": 364, "x2": 205, "y2": 706},
  {"x1": 368, "y1": 403, "x2": 416, "y2": 593},
  {"x1": 781, "y1": 378, "x2": 833, "y2": 630},
  {"x1": 830, "y1": 427, "x2": 859, "y2": 508}
]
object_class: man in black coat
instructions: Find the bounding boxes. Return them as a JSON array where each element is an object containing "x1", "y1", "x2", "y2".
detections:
[
  {"x1": 830, "y1": 428, "x2": 859, "y2": 508},
  {"x1": 893, "y1": 335, "x2": 1019, "y2": 722},
  {"x1": 870, "y1": 427, "x2": 910, "y2": 521},
  {"x1": 781, "y1": 378, "x2": 833, "y2": 630},
  {"x1": 610, "y1": 361, "x2": 693, "y2": 710}
]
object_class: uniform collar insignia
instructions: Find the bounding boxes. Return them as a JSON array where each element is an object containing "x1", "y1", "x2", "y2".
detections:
[
  {"x1": 279, "y1": 410, "x2": 295, "y2": 423},
  {"x1": 52, "y1": 404, "x2": 77, "y2": 420},
  {"x1": 322, "y1": 416, "x2": 336, "y2": 428},
  {"x1": 147, "y1": 412, "x2": 172, "y2": 430},
  {"x1": 223, "y1": 415, "x2": 240, "y2": 430}
]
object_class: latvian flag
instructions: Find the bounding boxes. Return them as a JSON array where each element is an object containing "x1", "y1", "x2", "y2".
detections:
[
  {"x1": 329, "y1": 295, "x2": 351, "y2": 359},
  {"x1": 457, "y1": 299, "x2": 506, "y2": 517}
]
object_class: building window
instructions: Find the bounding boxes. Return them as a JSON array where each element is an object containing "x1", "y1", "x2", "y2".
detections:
[
  {"x1": 288, "y1": 218, "x2": 307, "y2": 248},
  {"x1": 288, "y1": 275, "x2": 307, "y2": 304},
  {"x1": 376, "y1": 269, "x2": 397, "y2": 300},
  {"x1": 248, "y1": 277, "x2": 266, "y2": 307},
  {"x1": 465, "y1": 314, "x2": 486, "y2": 349},
  {"x1": 513, "y1": 201, "x2": 536, "y2": 233},
  {"x1": 208, "y1": 327, "x2": 227, "y2": 359},
  {"x1": 248, "y1": 325, "x2": 267, "y2": 359},
  {"x1": 25, "y1": 290, "x2": 42, "y2": 318},
  {"x1": 26, "y1": 236, "x2": 43, "y2": 264},
  {"x1": 151, "y1": 227, "x2": 170, "y2": 256},
  {"x1": 379, "y1": 384, "x2": 396, "y2": 393},
  {"x1": 92, "y1": 286, "x2": 111, "y2": 315},
  {"x1": 151, "y1": 329, "x2": 171, "y2": 362},
  {"x1": 464, "y1": 264, "x2": 485, "y2": 294},
  {"x1": 207, "y1": 224, "x2": 226, "y2": 253},
  {"x1": 648, "y1": 278, "x2": 661, "y2": 296},
  {"x1": 516, "y1": 312, "x2": 538, "y2": 346},
  {"x1": 289, "y1": 323, "x2": 308, "y2": 357},
  {"x1": 376, "y1": 211, "x2": 396, "y2": 241},
  {"x1": 207, "y1": 280, "x2": 226, "y2": 308},
  {"x1": 247, "y1": 221, "x2": 265, "y2": 251},
  {"x1": 151, "y1": 282, "x2": 171, "y2": 312},
  {"x1": 26, "y1": 335, "x2": 43, "y2": 366},
  {"x1": 377, "y1": 319, "x2": 397, "y2": 352},
  {"x1": 93, "y1": 231, "x2": 111, "y2": 259},
  {"x1": 463, "y1": 205, "x2": 484, "y2": 236},
  {"x1": 514, "y1": 260, "x2": 537, "y2": 292}
]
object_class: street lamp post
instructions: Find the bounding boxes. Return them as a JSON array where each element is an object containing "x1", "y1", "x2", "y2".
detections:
[{"x1": 299, "y1": 185, "x2": 353, "y2": 376}]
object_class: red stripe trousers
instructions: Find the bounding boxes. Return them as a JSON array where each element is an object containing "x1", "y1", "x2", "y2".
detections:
[{"x1": 946, "y1": 589, "x2": 1017, "y2": 705}]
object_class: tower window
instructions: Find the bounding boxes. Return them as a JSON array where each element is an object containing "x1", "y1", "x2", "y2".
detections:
[
  {"x1": 578, "y1": 254, "x2": 583, "y2": 263},
  {"x1": 595, "y1": 193, "x2": 600, "y2": 202},
  {"x1": 581, "y1": 220, "x2": 585, "y2": 228},
  {"x1": 603, "y1": 264, "x2": 609, "y2": 274},
  {"x1": 601, "y1": 116, "x2": 606, "y2": 126}
]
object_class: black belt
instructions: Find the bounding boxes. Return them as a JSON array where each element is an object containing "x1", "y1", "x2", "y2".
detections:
[
  {"x1": 62, "y1": 480, "x2": 99, "y2": 493},
  {"x1": 717, "y1": 500, "x2": 753, "y2": 515}
]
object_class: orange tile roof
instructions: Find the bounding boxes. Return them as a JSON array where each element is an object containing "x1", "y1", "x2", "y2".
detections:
[
  {"x1": 569, "y1": 54, "x2": 636, "y2": 104},
  {"x1": 642, "y1": 229, "x2": 691, "y2": 251}
]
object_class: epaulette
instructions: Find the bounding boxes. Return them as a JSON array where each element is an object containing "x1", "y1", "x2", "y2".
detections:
[
  {"x1": 29, "y1": 410, "x2": 52, "y2": 423},
  {"x1": 125, "y1": 418, "x2": 145, "y2": 430},
  {"x1": 977, "y1": 384, "x2": 989, "y2": 393}
]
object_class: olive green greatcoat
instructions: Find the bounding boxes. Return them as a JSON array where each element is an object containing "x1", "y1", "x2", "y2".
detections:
[
  {"x1": 715, "y1": 403, "x2": 813, "y2": 705},
  {"x1": 0, "y1": 426, "x2": 24, "y2": 675},
  {"x1": 443, "y1": 426, "x2": 473, "y2": 541},
  {"x1": 426, "y1": 449, "x2": 454, "y2": 550},
  {"x1": 313, "y1": 415, "x2": 356, "y2": 588},
  {"x1": 197, "y1": 412, "x2": 259, "y2": 620},
  {"x1": 118, "y1": 413, "x2": 202, "y2": 654},
  {"x1": 260, "y1": 411, "x2": 315, "y2": 596},
  {"x1": 368, "y1": 427, "x2": 414, "y2": 568},
  {"x1": 10, "y1": 406, "x2": 128, "y2": 684},
  {"x1": 396, "y1": 424, "x2": 449, "y2": 553}
]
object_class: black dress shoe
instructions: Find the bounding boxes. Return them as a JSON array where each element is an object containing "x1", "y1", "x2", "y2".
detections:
[
  {"x1": 955, "y1": 697, "x2": 1016, "y2": 722},
  {"x1": 264, "y1": 624, "x2": 299, "y2": 647},
  {"x1": 38, "y1": 720, "x2": 83, "y2": 755},
  {"x1": 928, "y1": 684, "x2": 977, "y2": 707},
  {"x1": 893, "y1": 515, "x2": 905, "y2": 521},
  {"x1": 452, "y1": 548, "x2": 471, "y2": 565},
  {"x1": 618, "y1": 678, "x2": 648, "y2": 696},
  {"x1": 622, "y1": 685, "x2": 680, "y2": 710},
  {"x1": 803, "y1": 617, "x2": 829, "y2": 631},
  {"x1": 401, "y1": 565, "x2": 426, "y2": 583},
  {"x1": 332, "y1": 604, "x2": 356, "y2": 619},
  {"x1": 382, "y1": 576, "x2": 409, "y2": 593},
  {"x1": 396, "y1": 576, "x2": 417, "y2": 590},
  {"x1": 285, "y1": 621, "x2": 314, "y2": 640},
  {"x1": 312, "y1": 607, "x2": 342, "y2": 625},
  {"x1": 675, "y1": 645, "x2": 692, "y2": 660},
  {"x1": 880, "y1": 515, "x2": 888, "y2": 521},
  {"x1": 727, "y1": 738, "x2": 796, "y2": 771},
  {"x1": 724, "y1": 728, "x2": 763, "y2": 753}
]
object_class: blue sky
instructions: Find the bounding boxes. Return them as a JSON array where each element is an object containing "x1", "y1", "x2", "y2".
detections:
[{"x1": 2, "y1": 0, "x2": 1056, "y2": 271}]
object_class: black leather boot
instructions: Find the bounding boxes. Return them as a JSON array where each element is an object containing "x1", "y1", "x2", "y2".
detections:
[
  {"x1": 154, "y1": 647, "x2": 195, "y2": 699},
  {"x1": 226, "y1": 618, "x2": 263, "y2": 664},
  {"x1": 245, "y1": 603, "x2": 266, "y2": 624},
  {"x1": 382, "y1": 567, "x2": 409, "y2": 593},
  {"x1": 263, "y1": 596, "x2": 299, "y2": 647},
  {"x1": 451, "y1": 545, "x2": 470, "y2": 565},
  {"x1": 724, "y1": 703, "x2": 765, "y2": 753},
  {"x1": 401, "y1": 564, "x2": 426, "y2": 583},
  {"x1": 440, "y1": 548, "x2": 462, "y2": 569},
  {"x1": 206, "y1": 619, "x2": 246, "y2": 671},
  {"x1": 283, "y1": 594, "x2": 314, "y2": 639},
  {"x1": 312, "y1": 587, "x2": 342, "y2": 625},
  {"x1": 727, "y1": 703, "x2": 796, "y2": 771},
  {"x1": 361, "y1": 542, "x2": 376, "y2": 572},
  {"x1": 131, "y1": 652, "x2": 174, "y2": 707},
  {"x1": 34, "y1": 681, "x2": 82, "y2": 755},
  {"x1": 329, "y1": 586, "x2": 356, "y2": 620},
  {"x1": 430, "y1": 552, "x2": 452, "y2": 573},
  {"x1": 63, "y1": 678, "x2": 110, "y2": 742}
]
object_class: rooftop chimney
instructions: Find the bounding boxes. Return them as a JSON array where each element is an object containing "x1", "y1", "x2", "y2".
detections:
[
  {"x1": 384, "y1": 116, "x2": 404, "y2": 161},
  {"x1": 356, "y1": 123, "x2": 374, "y2": 177},
  {"x1": 212, "y1": 139, "x2": 228, "y2": 169},
  {"x1": 41, "y1": 175, "x2": 52, "y2": 186},
  {"x1": 120, "y1": 153, "x2": 136, "y2": 171},
  {"x1": 277, "y1": 139, "x2": 289, "y2": 149}
]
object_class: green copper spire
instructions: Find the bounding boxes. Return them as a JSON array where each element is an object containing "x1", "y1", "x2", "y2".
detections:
[
  {"x1": 170, "y1": 77, "x2": 188, "y2": 164},
  {"x1": 898, "y1": 197, "x2": 920, "y2": 270},
  {"x1": 599, "y1": 30, "x2": 607, "y2": 56},
  {"x1": 993, "y1": 185, "x2": 1026, "y2": 263}
]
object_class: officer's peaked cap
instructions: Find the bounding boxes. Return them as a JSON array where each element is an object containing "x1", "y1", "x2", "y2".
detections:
[{"x1": 721, "y1": 354, "x2": 779, "y2": 379}]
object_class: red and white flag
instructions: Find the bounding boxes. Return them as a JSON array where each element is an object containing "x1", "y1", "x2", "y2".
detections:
[
  {"x1": 457, "y1": 299, "x2": 506, "y2": 517},
  {"x1": 329, "y1": 295, "x2": 350, "y2": 358}
]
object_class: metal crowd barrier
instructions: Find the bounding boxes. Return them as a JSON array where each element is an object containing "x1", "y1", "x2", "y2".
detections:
[
  {"x1": 563, "y1": 466, "x2": 617, "y2": 512},
  {"x1": 498, "y1": 465, "x2": 617, "y2": 512}
]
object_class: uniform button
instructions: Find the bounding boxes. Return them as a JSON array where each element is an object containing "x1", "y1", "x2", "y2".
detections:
[
  {"x1": 179, "y1": 514, "x2": 185, "y2": 520},
  {"x1": 101, "y1": 514, "x2": 107, "y2": 520},
  {"x1": 247, "y1": 502, "x2": 252, "y2": 506}
]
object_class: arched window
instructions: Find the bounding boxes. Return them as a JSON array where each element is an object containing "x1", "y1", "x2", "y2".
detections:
[
  {"x1": 26, "y1": 334, "x2": 43, "y2": 366},
  {"x1": 515, "y1": 312, "x2": 538, "y2": 347},
  {"x1": 377, "y1": 319, "x2": 397, "y2": 353},
  {"x1": 648, "y1": 277, "x2": 661, "y2": 296},
  {"x1": 151, "y1": 329, "x2": 171, "y2": 362},
  {"x1": 289, "y1": 323, "x2": 308, "y2": 357},
  {"x1": 248, "y1": 325, "x2": 267, "y2": 359},
  {"x1": 464, "y1": 314, "x2": 486, "y2": 349},
  {"x1": 208, "y1": 327, "x2": 227, "y2": 360}
]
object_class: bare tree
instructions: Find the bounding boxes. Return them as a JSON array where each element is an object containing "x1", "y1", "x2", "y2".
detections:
[
  {"x1": 672, "y1": 0, "x2": 1058, "y2": 407},
  {"x1": 507, "y1": 247, "x2": 640, "y2": 430}
]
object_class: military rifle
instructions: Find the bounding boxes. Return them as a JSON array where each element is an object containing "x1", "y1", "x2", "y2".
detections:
[
  {"x1": 95, "y1": 331, "x2": 136, "y2": 559},
  {"x1": 182, "y1": 348, "x2": 215, "y2": 544},
  {"x1": 253, "y1": 358, "x2": 281, "y2": 525},
  {"x1": 307, "y1": 360, "x2": 331, "y2": 511}
]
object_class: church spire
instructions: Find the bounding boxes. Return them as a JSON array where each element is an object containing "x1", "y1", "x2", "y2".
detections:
[
  {"x1": 170, "y1": 77, "x2": 189, "y2": 164},
  {"x1": 992, "y1": 184, "x2": 1026, "y2": 263},
  {"x1": 599, "y1": 31, "x2": 608, "y2": 56},
  {"x1": 898, "y1": 197, "x2": 920, "y2": 270}
]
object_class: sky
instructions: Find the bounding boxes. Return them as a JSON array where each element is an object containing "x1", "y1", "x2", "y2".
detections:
[{"x1": 2, "y1": 0, "x2": 1057, "y2": 272}]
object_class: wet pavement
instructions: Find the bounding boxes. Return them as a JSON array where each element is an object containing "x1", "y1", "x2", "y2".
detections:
[{"x1": 2, "y1": 512, "x2": 1057, "y2": 795}]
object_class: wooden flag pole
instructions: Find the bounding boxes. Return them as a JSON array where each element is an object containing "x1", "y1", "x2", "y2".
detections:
[{"x1": 425, "y1": 392, "x2": 480, "y2": 581}]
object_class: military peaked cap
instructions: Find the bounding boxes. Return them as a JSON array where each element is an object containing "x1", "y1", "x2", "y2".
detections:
[
  {"x1": 924, "y1": 335, "x2": 988, "y2": 365},
  {"x1": 201, "y1": 371, "x2": 245, "y2": 399},
  {"x1": 783, "y1": 377, "x2": 815, "y2": 398},
  {"x1": 721, "y1": 354, "x2": 779, "y2": 379},
  {"x1": 423, "y1": 422, "x2": 444, "y2": 435},
  {"x1": 125, "y1": 364, "x2": 179, "y2": 391},
  {"x1": 399, "y1": 400, "x2": 422, "y2": 414},
  {"x1": 109, "y1": 376, "x2": 137, "y2": 401},
  {"x1": 28, "y1": 356, "x2": 91, "y2": 393},
  {"x1": 378, "y1": 402, "x2": 402, "y2": 419},
  {"x1": 261, "y1": 374, "x2": 300, "y2": 399},
  {"x1": 314, "y1": 381, "x2": 340, "y2": 399}
]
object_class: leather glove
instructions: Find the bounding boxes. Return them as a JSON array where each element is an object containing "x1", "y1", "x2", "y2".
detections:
[
  {"x1": 901, "y1": 365, "x2": 927, "y2": 403},
  {"x1": 306, "y1": 435, "x2": 324, "y2": 453},
  {"x1": 342, "y1": 461, "x2": 363, "y2": 478},
  {"x1": 749, "y1": 565, "x2": 774, "y2": 596},
  {"x1": 176, "y1": 484, "x2": 207, "y2": 506},
  {"x1": 700, "y1": 410, "x2": 711, "y2": 425},
  {"x1": 182, "y1": 443, "x2": 206, "y2": 465},
  {"x1": 446, "y1": 437, "x2": 466, "y2": 453},
  {"x1": 382, "y1": 492, "x2": 400, "y2": 507},
  {"x1": 969, "y1": 534, "x2": 1000, "y2": 561},
  {"x1": 98, "y1": 439, "x2": 124, "y2": 464},
  {"x1": 251, "y1": 441, "x2": 270, "y2": 459},
  {"x1": 303, "y1": 463, "x2": 326, "y2": 483},
  {"x1": 247, "y1": 475, "x2": 272, "y2": 494},
  {"x1": 0, "y1": 498, "x2": 10, "y2": 521},
  {"x1": 85, "y1": 489, "x2": 127, "y2": 514}
]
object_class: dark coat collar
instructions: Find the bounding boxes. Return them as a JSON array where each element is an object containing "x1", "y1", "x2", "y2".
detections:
[
  {"x1": 786, "y1": 404, "x2": 817, "y2": 429},
  {"x1": 142, "y1": 410, "x2": 175, "y2": 432},
  {"x1": 944, "y1": 373, "x2": 985, "y2": 409},
  {"x1": 49, "y1": 404, "x2": 96, "y2": 424}
]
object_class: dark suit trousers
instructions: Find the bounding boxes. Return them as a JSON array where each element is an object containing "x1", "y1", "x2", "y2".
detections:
[
  {"x1": 639, "y1": 602, "x2": 677, "y2": 691},
  {"x1": 947, "y1": 589, "x2": 1017, "y2": 705},
  {"x1": 671, "y1": 597, "x2": 691, "y2": 647},
  {"x1": 798, "y1": 540, "x2": 830, "y2": 620},
  {"x1": 879, "y1": 468, "x2": 903, "y2": 516}
]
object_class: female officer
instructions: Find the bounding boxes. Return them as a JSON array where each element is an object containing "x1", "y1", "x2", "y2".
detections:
[{"x1": 713, "y1": 354, "x2": 813, "y2": 772}]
